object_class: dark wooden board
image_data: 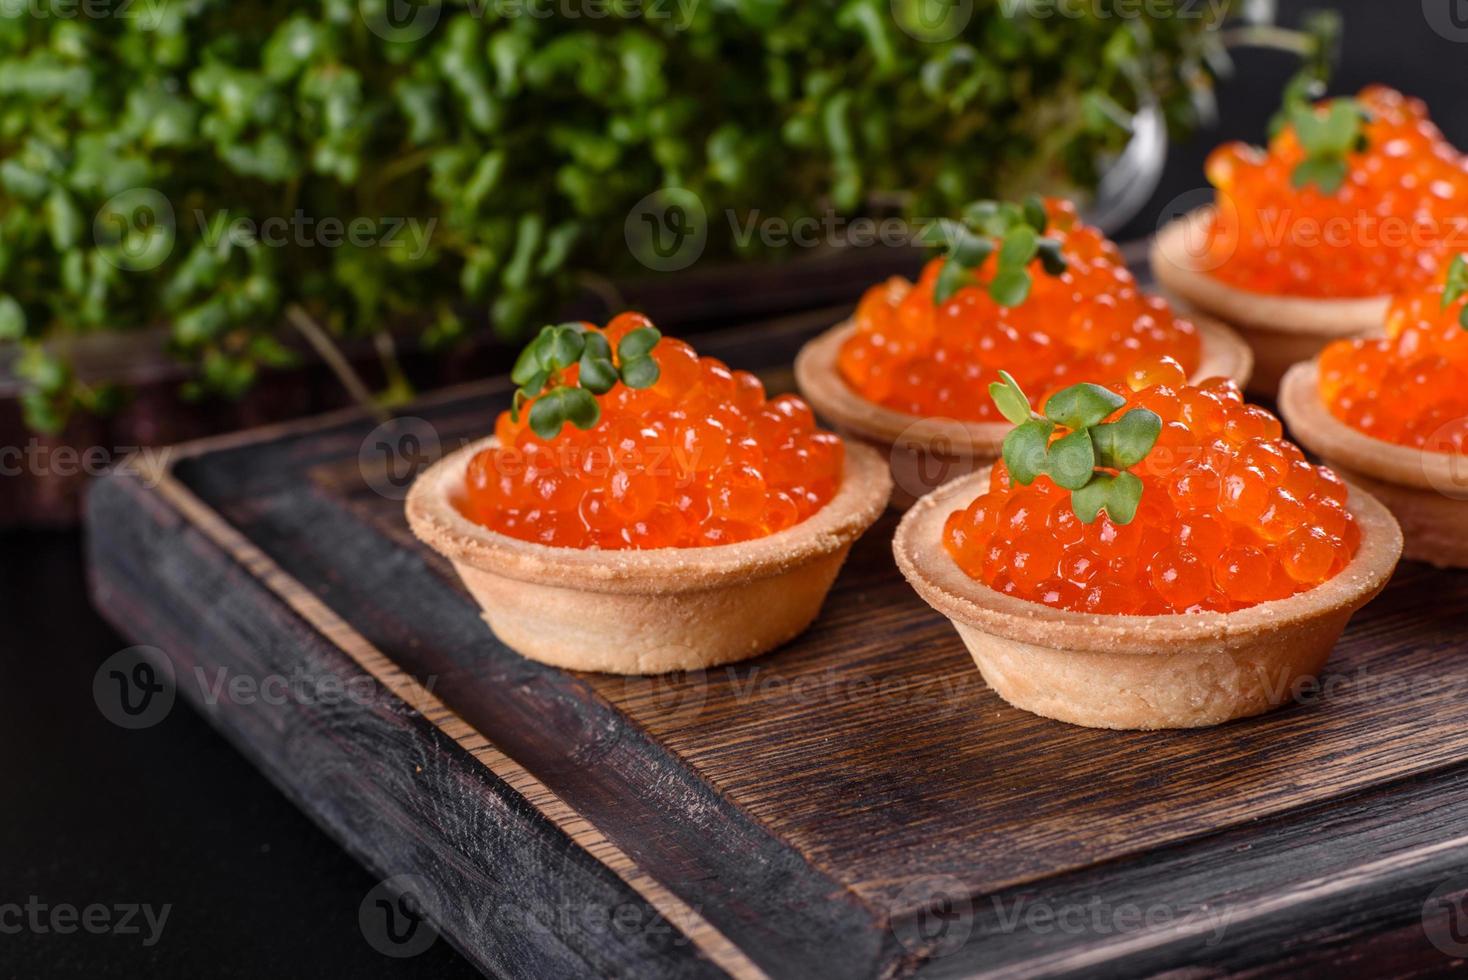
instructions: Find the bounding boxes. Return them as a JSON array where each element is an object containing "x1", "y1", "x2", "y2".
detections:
[{"x1": 85, "y1": 303, "x2": 1468, "y2": 979}]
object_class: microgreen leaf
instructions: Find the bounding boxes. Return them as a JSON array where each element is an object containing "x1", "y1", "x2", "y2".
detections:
[
  {"x1": 511, "y1": 340, "x2": 547, "y2": 386},
  {"x1": 951, "y1": 232, "x2": 994, "y2": 268},
  {"x1": 1045, "y1": 428, "x2": 1095, "y2": 491},
  {"x1": 618, "y1": 325, "x2": 661, "y2": 361},
  {"x1": 988, "y1": 267, "x2": 1031, "y2": 307},
  {"x1": 1036, "y1": 237, "x2": 1067, "y2": 277},
  {"x1": 579, "y1": 354, "x2": 618, "y2": 394},
  {"x1": 987, "y1": 369, "x2": 1032, "y2": 425},
  {"x1": 1003, "y1": 418, "x2": 1052, "y2": 485},
  {"x1": 1043, "y1": 383, "x2": 1125, "y2": 430},
  {"x1": 918, "y1": 218, "x2": 966, "y2": 249},
  {"x1": 619, "y1": 354, "x2": 660, "y2": 389},
  {"x1": 529, "y1": 385, "x2": 601, "y2": 439},
  {"x1": 1291, "y1": 156, "x2": 1347, "y2": 194},
  {"x1": 933, "y1": 258, "x2": 973, "y2": 305},
  {"x1": 1022, "y1": 194, "x2": 1047, "y2": 234},
  {"x1": 1442, "y1": 254, "x2": 1468, "y2": 311},
  {"x1": 1090, "y1": 408, "x2": 1162, "y2": 470},
  {"x1": 510, "y1": 388, "x2": 529, "y2": 424},
  {"x1": 545, "y1": 324, "x2": 585, "y2": 369},
  {"x1": 998, "y1": 225, "x2": 1038, "y2": 267},
  {"x1": 1070, "y1": 470, "x2": 1143, "y2": 525}
]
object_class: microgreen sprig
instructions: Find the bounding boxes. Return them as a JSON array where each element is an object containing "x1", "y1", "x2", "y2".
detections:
[
  {"x1": 989, "y1": 370, "x2": 1161, "y2": 525},
  {"x1": 1285, "y1": 95, "x2": 1370, "y2": 195},
  {"x1": 919, "y1": 195, "x2": 1068, "y2": 307},
  {"x1": 509, "y1": 321, "x2": 662, "y2": 439},
  {"x1": 1442, "y1": 254, "x2": 1468, "y2": 331}
]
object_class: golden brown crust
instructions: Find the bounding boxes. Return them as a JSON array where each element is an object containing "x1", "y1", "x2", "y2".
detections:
[
  {"x1": 1280, "y1": 360, "x2": 1468, "y2": 568},
  {"x1": 405, "y1": 436, "x2": 892, "y2": 673},
  {"x1": 794, "y1": 309, "x2": 1251, "y2": 508},
  {"x1": 892, "y1": 466, "x2": 1402, "y2": 728}
]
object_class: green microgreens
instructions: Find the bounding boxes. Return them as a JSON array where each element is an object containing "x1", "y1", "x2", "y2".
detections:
[
  {"x1": 988, "y1": 370, "x2": 1161, "y2": 525},
  {"x1": 1442, "y1": 254, "x2": 1468, "y2": 331},
  {"x1": 510, "y1": 321, "x2": 662, "y2": 439},
  {"x1": 1286, "y1": 96, "x2": 1370, "y2": 195},
  {"x1": 919, "y1": 195, "x2": 1068, "y2": 307}
]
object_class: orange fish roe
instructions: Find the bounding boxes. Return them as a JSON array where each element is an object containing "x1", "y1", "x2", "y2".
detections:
[
  {"x1": 1319, "y1": 279, "x2": 1468, "y2": 449},
  {"x1": 464, "y1": 313, "x2": 844, "y2": 549},
  {"x1": 941, "y1": 360, "x2": 1360, "y2": 615},
  {"x1": 837, "y1": 199, "x2": 1201, "y2": 421},
  {"x1": 1204, "y1": 86, "x2": 1468, "y2": 298}
]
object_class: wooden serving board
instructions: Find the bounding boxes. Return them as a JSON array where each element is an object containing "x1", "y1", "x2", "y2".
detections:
[{"x1": 86, "y1": 305, "x2": 1468, "y2": 979}]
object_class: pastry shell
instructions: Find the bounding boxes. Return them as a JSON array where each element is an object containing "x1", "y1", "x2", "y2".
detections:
[
  {"x1": 1151, "y1": 208, "x2": 1390, "y2": 395},
  {"x1": 893, "y1": 467, "x2": 1402, "y2": 730},
  {"x1": 1280, "y1": 360, "x2": 1468, "y2": 568},
  {"x1": 794, "y1": 309, "x2": 1251, "y2": 510},
  {"x1": 406, "y1": 436, "x2": 892, "y2": 674}
]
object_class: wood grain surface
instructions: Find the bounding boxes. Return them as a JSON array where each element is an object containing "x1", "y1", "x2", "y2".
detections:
[{"x1": 87, "y1": 303, "x2": 1468, "y2": 979}]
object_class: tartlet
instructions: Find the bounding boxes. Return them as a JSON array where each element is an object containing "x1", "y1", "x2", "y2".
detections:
[
  {"x1": 1151, "y1": 209, "x2": 1388, "y2": 394},
  {"x1": 1280, "y1": 360, "x2": 1468, "y2": 568},
  {"x1": 797, "y1": 197, "x2": 1252, "y2": 509},
  {"x1": 406, "y1": 314, "x2": 891, "y2": 674},
  {"x1": 1151, "y1": 86, "x2": 1468, "y2": 394},
  {"x1": 895, "y1": 466, "x2": 1401, "y2": 729},
  {"x1": 796, "y1": 310, "x2": 1251, "y2": 509}
]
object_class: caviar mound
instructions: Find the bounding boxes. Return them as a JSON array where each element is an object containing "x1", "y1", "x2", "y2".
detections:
[
  {"x1": 1319, "y1": 281, "x2": 1468, "y2": 449},
  {"x1": 941, "y1": 365, "x2": 1361, "y2": 615},
  {"x1": 463, "y1": 313, "x2": 845, "y2": 549},
  {"x1": 1205, "y1": 86, "x2": 1468, "y2": 299},
  {"x1": 836, "y1": 199, "x2": 1202, "y2": 421}
]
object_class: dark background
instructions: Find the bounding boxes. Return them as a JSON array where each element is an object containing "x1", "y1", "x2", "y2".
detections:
[{"x1": 4, "y1": 2, "x2": 1464, "y2": 977}]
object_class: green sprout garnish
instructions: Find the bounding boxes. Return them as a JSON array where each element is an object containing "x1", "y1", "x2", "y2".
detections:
[
  {"x1": 918, "y1": 195, "x2": 1068, "y2": 308},
  {"x1": 509, "y1": 321, "x2": 662, "y2": 439},
  {"x1": 1286, "y1": 96, "x2": 1370, "y2": 195},
  {"x1": 1442, "y1": 254, "x2": 1468, "y2": 331},
  {"x1": 989, "y1": 370, "x2": 1161, "y2": 525}
]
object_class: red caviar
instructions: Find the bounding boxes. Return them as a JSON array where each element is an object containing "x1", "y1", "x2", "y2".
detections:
[
  {"x1": 837, "y1": 199, "x2": 1201, "y2": 420},
  {"x1": 1319, "y1": 281, "x2": 1468, "y2": 449},
  {"x1": 464, "y1": 313, "x2": 844, "y2": 548},
  {"x1": 1204, "y1": 86, "x2": 1468, "y2": 298},
  {"x1": 942, "y1": 360, "x2": 1360, "y2": 615}
]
